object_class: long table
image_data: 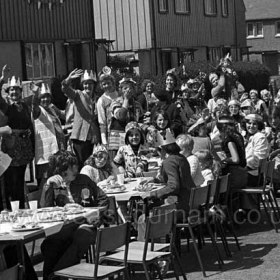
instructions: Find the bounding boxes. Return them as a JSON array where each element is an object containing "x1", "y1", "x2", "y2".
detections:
[{"x1": 0, "y1": 207, "x2": 102, "y2": 279}]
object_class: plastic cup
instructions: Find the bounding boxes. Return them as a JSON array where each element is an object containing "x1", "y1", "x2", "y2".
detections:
[
  {"x1": 29, "y1": 200, "x2": 38, "y2": 211},
  {"x1": 117, "y1": 174, "x2": 125, "y2": 185},
  {"x1": 10, "y1": 201, "x2": 19, "y2": 212}
]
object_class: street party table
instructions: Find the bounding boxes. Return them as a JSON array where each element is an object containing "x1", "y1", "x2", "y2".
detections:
[
  {"x1": 98, "y1": 177, "x2": 166, "y2": 202},
  {"x1": 0, "y1": 206, "x2": 102, "y2": 279}
]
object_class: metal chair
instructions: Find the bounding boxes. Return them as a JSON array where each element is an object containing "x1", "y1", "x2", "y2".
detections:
[
  {"x1": 54, "y1": 222, "x2": 131, "y2": 280},
  {"x1": 232, "y1": 160, "x2": 280, "y2": 232},
  {"x1": 177, "y1": 185, "x2": 224, "y2": 277},
  {"x1": 101, "y1": 210, "x2": 182, "y2": 280}
]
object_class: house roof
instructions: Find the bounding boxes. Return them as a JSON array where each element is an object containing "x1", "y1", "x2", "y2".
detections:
[{"x1": 244, "y1": 0, "x2": 280, "y2": 20}]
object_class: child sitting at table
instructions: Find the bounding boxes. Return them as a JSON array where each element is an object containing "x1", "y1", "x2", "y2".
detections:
[
  {"x1": 176, "y1": 134, "x2": 204, "y2": 187},
  {"x1": 113, "y1": 122, "x2": 148, "y2": 178},
  {"x1": 40, "y1": 150, "x2": 109, "y2": 280},
  {"x1": 194, "y1": 150, "x2": 215, "y2": 187},
  {"x1": 80, "y1": 143, "x2": 118, "y2": 184}
]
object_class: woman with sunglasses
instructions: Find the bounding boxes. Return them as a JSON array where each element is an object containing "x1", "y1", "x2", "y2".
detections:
[{"x1": 80, "y1": 144, "x2": 117, "y2": 184}]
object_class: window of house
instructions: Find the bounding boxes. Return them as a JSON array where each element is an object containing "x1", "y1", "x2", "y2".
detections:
[
  {"x1": 158, "y1": 0, "x2": 168, "y2": 13},
  {"x1": 207, "y1": 47, "x2": 221, "y2": 62},
  {"x1": 276, "y1": 21, "x2": 280, "y2": 36},
  {"x1": 204, "y1": 0, "x2": 217, "y2": 16},
  {"x1": 175, "y1": 0, "x2": 190, "y2": 14},
  {"x1": 221, "y1": 0, "x2": 229, "y2": 16},
  {"x1": 247, "y1": 22, "x2": 263, "y2": 38},
  {"x1": 25, "y1": 43, "x2": 55, "y2": 79},
  {"x1": 256, "y1": 22, "x2": 263, "y2": 36}
]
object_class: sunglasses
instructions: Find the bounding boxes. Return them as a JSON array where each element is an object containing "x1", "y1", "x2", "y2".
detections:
[{"x1": 93, "y1": 153, "x2": 108, "y2": 160}]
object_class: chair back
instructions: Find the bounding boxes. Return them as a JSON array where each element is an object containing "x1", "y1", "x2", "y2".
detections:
[
  {"x1": 107, "y1": 196, "x2": 120, "y2": 225},
  {"x1": 216, "y1": 174, "x2": 230, "y2": 205},
  {"x1": 263, "y1": 160, "x2": 275, "y2": 190},
  {"x1": 143, "y1": 211, "x2": 175, "y2": 259},
  {"x1": 189, "y1": 185, "x2": 210, "y2": 210},
  {"x1": 94, "y1": 222, "x2": 130, "y2": 277},
  {"x1": 207, "y1": 179, "x2": 218, "y2": 206},
  {"x1": 188, "y1": 185, "x2": 210, "y2": 225},
  {"x1": 257, "y1": 158, "x2": 268, "y2": 187},
  {"x1": 0, "y1": 264, "x2": 22, "y2": 280}
]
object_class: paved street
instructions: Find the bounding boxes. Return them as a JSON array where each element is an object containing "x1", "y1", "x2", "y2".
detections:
[{"x1": 32, "y1": 214, "x2": 280, "y2": 280}]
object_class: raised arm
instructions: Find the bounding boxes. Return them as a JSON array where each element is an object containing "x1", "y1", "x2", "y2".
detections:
[{"x1": 61, "y1": 68, "x2": 84, "y2": 100}]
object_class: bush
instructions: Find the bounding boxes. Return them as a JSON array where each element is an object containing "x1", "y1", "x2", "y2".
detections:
[
  {"x1": 175, "y1": 60, "x2": 271, "y2": 93},
  {"x1": 233, "y1": 61, "x2": 271, "y2": 92}
]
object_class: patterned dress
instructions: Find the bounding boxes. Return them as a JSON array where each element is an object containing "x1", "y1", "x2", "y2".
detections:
[{"x1": 113, "y1": 144, "x2": 148, "y2": 177}]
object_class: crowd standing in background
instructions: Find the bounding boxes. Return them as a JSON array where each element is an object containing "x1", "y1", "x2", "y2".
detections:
[
  {"x1": 1, "y1": 55, "x2": 280, "y2": 212},
  {"x1": 1, "y1": 55, "x2": 280, "y2": 278}
]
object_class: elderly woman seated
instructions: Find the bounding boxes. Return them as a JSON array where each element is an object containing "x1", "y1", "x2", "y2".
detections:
[{"x1": 40, "y1": 150, "x2": 109, "y2": 280}]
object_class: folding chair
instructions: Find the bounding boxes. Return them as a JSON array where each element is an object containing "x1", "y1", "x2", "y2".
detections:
[
  {"x1": 177, "y1": 185, "x2": 224, "y2": 277},
  {"x1": 54, "y1": 222, "x2": 131, "y2": 280},
  {"x1": 101, "y1": 210, "x2": 182, "y2": 280}
]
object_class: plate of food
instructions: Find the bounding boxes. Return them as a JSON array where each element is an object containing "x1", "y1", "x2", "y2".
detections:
[
  {"x1": 63, "y1": 203, "x2": 84, "y2": 211},
  {"x1": 65, "y1": 209, "x2": 86, "y2": 215},
  {"x1": 105, "y1": 186, "x2": 127, "y2": 194},
  {"x1": 38, "y1": 212, "x2": 65, "y2": 223},
  {"x1": 12, "y1": 222, "x2": 43, "y2": 232},
  {"x1": 37, "y1": 206, "x2": 63, "y2": 213}
]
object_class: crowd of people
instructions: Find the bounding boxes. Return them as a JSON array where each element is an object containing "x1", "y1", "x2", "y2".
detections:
[{"x1": 1, "y1": 55, "x2": 280, "y2": 279}]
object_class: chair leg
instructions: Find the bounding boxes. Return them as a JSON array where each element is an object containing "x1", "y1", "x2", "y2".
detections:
[
  {"x1": 224, "y1": 208, "x2": 241, "y2": 251},
  {"x1": 123, "y1": 267, "x2": 130, "y2": 280},
  {"x1": 188, "y1": 226, "x2": 206, "y2": 277},
  {"x1": 261, "y1": 194, "x2": 278, "y2": 232},
  {"x1": 271, "y1": 190, "x2": 280, "y2": 219},
  {"x1": 173, "y1": 246, "x2": 187, "y2": 280},
  {"x1": 170, "y1": 255, "x2": 180, "y2": 280},
  {"x1": 216, "y1": 221, "x2": 232, "y2": 258},
  {"x1": 270, "y1": 191, "x2": 280, "y2": 220},
  {"x1": 143, "y1": 262, "x2": 152, "y2": 280},
  {"x1": 224, "y1": 220, "x2": 241, "y2": 251},
  {"x1": 30, "y1": 241, "x2": 36, "y2": 257},
  {"x1": 205, "y1": 221, "x2": 224, "y2": 268},
  {"x1": 267, "y1": 192, "x2": 280, "y2": 224}
]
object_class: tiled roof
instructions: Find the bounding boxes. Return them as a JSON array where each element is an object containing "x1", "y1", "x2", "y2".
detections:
[{"x1": 244, "y1": 0, "x2": 280, "y2": 20}]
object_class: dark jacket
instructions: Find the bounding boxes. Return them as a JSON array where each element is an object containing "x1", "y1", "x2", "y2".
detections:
[
  {"x1": 42, "y1": 174, "x2": 108, "y2": 208},
  {"x1": 155, "y1": 154, "x2": 195, "y2": 219}
]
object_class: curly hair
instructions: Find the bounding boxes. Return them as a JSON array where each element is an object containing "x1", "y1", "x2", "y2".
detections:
[
  {"x1": 47, "y1": 150, "x2": 78, "y2": 177},
  {"x1": 141, "y1": 79, "x2": 155, "y2": 92},
  {"x1": 165, "y1": 73, "x2": 178, "y2": 87}
]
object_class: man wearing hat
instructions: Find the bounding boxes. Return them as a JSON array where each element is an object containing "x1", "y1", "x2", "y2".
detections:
[{"x1": 62, "y1": 68, "x2": 101, "y2": 169}]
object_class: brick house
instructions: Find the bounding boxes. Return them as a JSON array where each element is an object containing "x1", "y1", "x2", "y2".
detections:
[{"x1": 244, "y1": 0, "x2": 280, "y2": 75}]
